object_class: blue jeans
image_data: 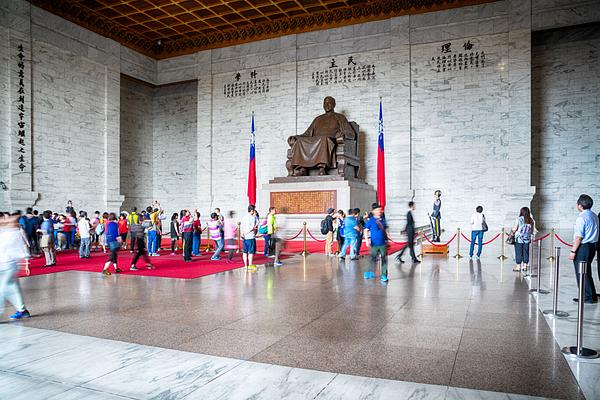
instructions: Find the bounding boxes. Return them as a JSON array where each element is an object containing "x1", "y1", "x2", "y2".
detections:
[
  {"x1": 263, "y1": 234, "x2": 271, "y2": 256},
  {"x1": 148, "y1": 230, "x2": 157, "y2": 254},
  {"x1": 469, "y1": 230, "x2": 484, "y2": 257},
  {"x1": 212, "y1": 238, "x2": 224, "y2": 259},
  {"x1": 339, "y1": 236, "x2": 357, "y2": 258},
  {"x1": 70, "y1": 230, "x2": 76, "y2": 248},
  {"x1": 192, "y1": 232, "x2": 201, "y2": 256},
  {"x1": 514, "y1": 241, "x2": 529, "y2": 264},
  {"x1": 79, "y1": 237, "x2": 90, "y2": 258}
]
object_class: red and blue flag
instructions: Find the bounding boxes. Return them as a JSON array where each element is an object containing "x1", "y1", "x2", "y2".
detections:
[
  {"x1": 377, "y1": 99, "x2": 386, "y2": 209},
  {"x1": 247, "y1": 114, "x2": 257, "y2": 205}
]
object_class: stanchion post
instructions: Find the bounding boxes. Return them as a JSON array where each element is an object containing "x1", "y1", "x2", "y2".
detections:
[
  {"x1": 531, "y1": 240, "x2": 549, "y2": 294},
  {"x1": 546, "y1": 228, "x2": 556, "y2": 260},
  {"x1": 525, "y1": 235, "x2": 536, "y2": 277},
  {"x1": 544, "y1": 247, "x2": 569, "y2": 317},
  {"x1": 418, "y1": 230, "x2": 424, "y2": 260},
  {"x1": 205, "y1": 224, "x2": 212, "y2": 252},
  {"x1": 562, "y1": 261, "x2": 599, "y2": 359},
  {"x1": 236, "y1": 222, "x2": 241, "y2": 253},
  {"x1": 497, "y1": 227, "x2": 508, "y2": 260},
  {"x1": 453, "y1": 228, "x2": 463, "y2": 259},
  {"x1": 301, "y1": 221, "x2": 309, "y2": 257}
]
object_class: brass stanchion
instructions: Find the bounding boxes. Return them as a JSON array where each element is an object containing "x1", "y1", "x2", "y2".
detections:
[
  {"x1": 497, "y1": 227, "x2": 508, "y2": 260},
  {"x1": 236, "y1": 222, "x2": 241, "y2": 253},
  {"x1": 546, "y1": 228, "x2": 556, "y2": 260},
  {"x1": 418, "y1": 230, "x2": 424, "y2": 260},
  {"x1": 205, "y1": 224, "x2": 212, "y2": 252},
  {"x1": 453, "y1": 228, "x2": 463, "y2": 259},
  {"x1": 301, "y1": 222, "x2": 310, "y2": 257}
]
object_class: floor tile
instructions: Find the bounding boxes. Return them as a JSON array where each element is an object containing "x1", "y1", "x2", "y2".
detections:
[
  {"x1": 13, "y1": 338, "x2": 163, "y2": 384},
  {"x1": 451, "y1": 351, "x2": 585, "y2": 399},
  {"x1": 83, "y1": 348, "x2": 242, "y2": 400},
  {"x1": 315, "y1": 373, "x2": 448, "y2": 400},
  {"x1": 185, "y1": 361, "x2": 335, "y2": 399},
  {"x1": 176, "y1": 328, "x2": 287, "y2": 360},
  {"x1": 0, "y1": 371, "x2": 75, "y2": 400},
  {"x1": 339, "y1": 343, "x2": 456, "y2": 386}
]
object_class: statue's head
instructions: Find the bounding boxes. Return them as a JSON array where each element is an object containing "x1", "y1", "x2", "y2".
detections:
[{"x1": 323, "y1": 96, "x2": 336, "y2": 113}]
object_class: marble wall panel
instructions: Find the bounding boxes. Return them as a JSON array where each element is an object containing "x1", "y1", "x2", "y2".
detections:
[{"x1": 532, "y1": 23, "x2": 600, "y2": 228}]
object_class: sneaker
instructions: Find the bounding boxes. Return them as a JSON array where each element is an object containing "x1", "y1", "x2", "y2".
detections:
[
  {"x1": 170, "y1": 252, "x2": 175, "y2": 256},
  {"x1": 247, "y1": 264, "x2": 257, "y2": 271},
  {"x1": 339, "y1": 256, "x2": 345, "y2": 260},
  {"x1": 115, "y1": 267, "x2": 122, "y2": 273},
  {"x1": 102, "y1": 269, "x2": 111, "y2": 276},
  {"x1": 146, "y1": 264, "x2": 155, "y2": 270},
  {"x1": 380, "y1": 275, "x2": 389, "y2": 283},
  {"x1": 521, "y1": 265, "x2": 528, "y2": 271},
  {"x1": 153, "y1": 253, "x2": 160, "y2": 257},
  {"x1": 9, "y1": 310, "x2": 30, "y2": 320},
  {"x1": 364, "y1": 271, "x2": 375, "y2": 279},
  {"x1": 274, "y1": 261, "x2": 284, "y2": 267},
  {"x1": 512, "y1": 265, "x2": 521, "y2": 271},
  {"x1": 130, "y1": 265, "x2": 138, "y2": 271},
  {"x1": 210, "y1": 257, "x2": 221, "y2": 261}
]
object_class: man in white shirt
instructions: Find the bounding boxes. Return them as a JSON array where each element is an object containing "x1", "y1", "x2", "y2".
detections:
[
  {"x1": 78, "y1": 211, "x2": 92, "y2": 259},
  {"x1": 568, "y1": 194, "x2": 599, "y2": 304},
  {"x1": 241, "y1": 205, "x2": 258, "y2": 270}
]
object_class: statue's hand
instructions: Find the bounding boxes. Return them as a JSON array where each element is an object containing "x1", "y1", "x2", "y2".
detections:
[{"x1": 287, "y1": 136, "x2": 298, "y2": 147}]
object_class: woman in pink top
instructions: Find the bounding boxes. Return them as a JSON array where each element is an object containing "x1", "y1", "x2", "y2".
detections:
[
  {"x1": 223, "y1": 211, "x2": 238, "y2": 262},
  {"x1": 207, "y1": 213, "x2": 224, "y2": 260}
]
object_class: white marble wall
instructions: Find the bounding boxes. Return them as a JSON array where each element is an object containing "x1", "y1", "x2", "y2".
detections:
[
  {"x1": 532, "y1": 23, "x2": 600, "y2": 229},
  {"x1": 152, "y1": 82, "x2": 198, "y2": 218},
  {"x1": 120, "y1": 78, "x2": 154, "y2": 212}
]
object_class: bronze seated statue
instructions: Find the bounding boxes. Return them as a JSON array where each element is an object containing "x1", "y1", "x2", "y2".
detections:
[{"x1": 286, "y1": 96, "x2": 360, "y2": 179}]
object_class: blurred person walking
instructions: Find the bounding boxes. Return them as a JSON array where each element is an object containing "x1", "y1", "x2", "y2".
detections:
[
  {"x1": 0, "y1": 212, "x2": 31, "y2": 320},
  {"x1": 101, "y1": 213, "x2": 122, "y2": 276}
]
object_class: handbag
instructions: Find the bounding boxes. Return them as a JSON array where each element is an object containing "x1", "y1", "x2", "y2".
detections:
[
  {"x1": 481, "y1": 215, "x2": 488, "y2": 232},
  {"x1": 506, "y1": 232, "x2": 516, "y2": 245}
]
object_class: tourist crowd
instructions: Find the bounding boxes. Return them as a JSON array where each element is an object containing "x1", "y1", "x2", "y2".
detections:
[{"x1": 2, "y1": 193, "x2": 599, "y2": 323}]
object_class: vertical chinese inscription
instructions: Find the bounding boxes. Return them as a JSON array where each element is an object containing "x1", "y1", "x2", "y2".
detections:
[
  {"x1": 430, "y1": 40, "x2": 486, "y2": 73},
  {"x1": 16, "y1": 44, "x2": 26, "y2": 172},
  {"x1": 270, "y1": 191, "x2": 336, "y2": 214}
]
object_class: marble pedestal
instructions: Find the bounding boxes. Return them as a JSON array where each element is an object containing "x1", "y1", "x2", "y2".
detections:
[{"x1": 259, "y1": 176, "x2": 376, "y2": 238}]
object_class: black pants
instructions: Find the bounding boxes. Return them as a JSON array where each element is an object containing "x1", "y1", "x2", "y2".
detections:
[
  {"x1": 129, "y1": 232, "x2": 137, "y2": 253},
  {"x1": 182, "y1": 231, "x2": 193, "y2": 261},
  {"x1": 398, "y1": 237, "x2": 417, "y2": 261},
  {"x1": 356, "y1": 233, "x2": 363, "y2": 255},
  {"x1": 574, "y1": 243, "x2": 597, "y2": 302},
  {"x1": 132, "y1": 237, "x2": 151, "y2": 266}
]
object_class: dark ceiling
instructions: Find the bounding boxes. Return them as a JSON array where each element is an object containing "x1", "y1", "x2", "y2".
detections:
[{"x1": 29, "y1": 0, "x2": 495, "y2": 59}]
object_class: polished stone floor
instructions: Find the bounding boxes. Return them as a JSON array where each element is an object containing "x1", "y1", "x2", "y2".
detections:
[{"x1": 1, "y1": 241, "x2": 596, "y2": 399}]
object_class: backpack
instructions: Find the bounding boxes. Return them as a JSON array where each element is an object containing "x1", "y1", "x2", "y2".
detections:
[
  {"x1": 320, "y1": 218, "x2": 329, "y2": 235},
  {"x1": 95, "y1": 223, "x2": 105, "y2": 236},
  {"x1": 258, "y1": 219, "x2": 268, "y2": 235}
]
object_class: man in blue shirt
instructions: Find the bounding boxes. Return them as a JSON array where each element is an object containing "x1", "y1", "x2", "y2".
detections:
[
  {"x1": 568, "y1": 194, "x2": 599, "y2": 304},
  {"x1": 364, "y1": 204, "x2": 389, "y2": 283}
]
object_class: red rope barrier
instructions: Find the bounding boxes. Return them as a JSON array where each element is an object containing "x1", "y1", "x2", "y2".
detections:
[
  {"x1": 460, "y1": 232, "x2": 501, "y2": 246},
  {"x1": 554, "y1": 233, "x2": 573, "y2": 247},
  {"x1": 424, "y1": 232, "x2": 457, "y2": 246},
  {"x1": 482, "y1": 233, "x2": 501, "y2": 245},
  {"x1": 284, "y1": 229, "x2": 303, "y2": 241},
  {"x1": 532, "y1": 231, "x2": 551, "y2": 243},
  {"x1": 307, "y1": 229, "x2": 327, "y2": 242},
  {"x1": 461, "y1": 232, "x2": 472, "y2": 243},
  {"x1": 388, "y1": 238, "x2": 408, "y2": 246}
]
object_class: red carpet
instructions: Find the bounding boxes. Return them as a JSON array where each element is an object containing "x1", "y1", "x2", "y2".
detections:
[
  {"x1": 22, "y1": 249, "x2": 286, "y2": 279},
  {"x1": 22, "y1": 239, "x2": 406, "y2": 280}
]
